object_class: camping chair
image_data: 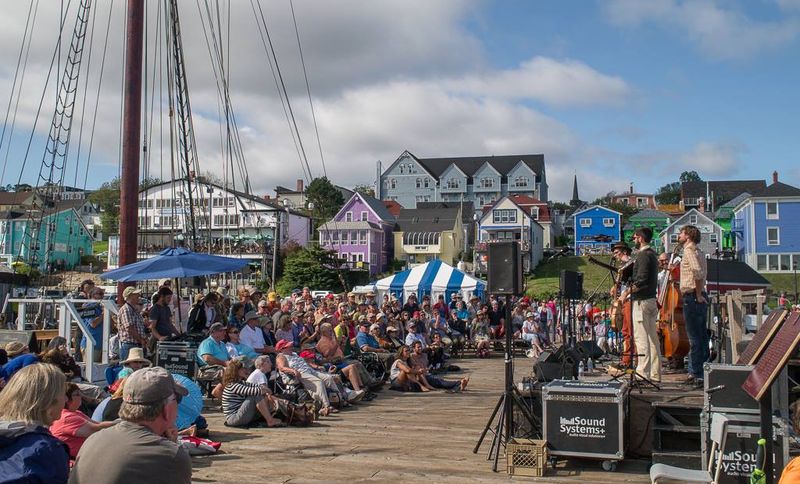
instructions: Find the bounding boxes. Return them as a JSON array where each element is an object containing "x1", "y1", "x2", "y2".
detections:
[
  {"x1": 350, "y1": 345, "x2": 388, "y2": 382},
  {"x1": 650, "y1": 413, "x2": 729, "y2": 483}
]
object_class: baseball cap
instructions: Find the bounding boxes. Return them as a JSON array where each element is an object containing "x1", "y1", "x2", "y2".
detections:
[
  {"x1": 275, "y1": 339, "x2": 293, "y2": 351},
  {"x1": 123, "y1": 367, "x2": 188, "y2": 405},
  {"x1": 298, "y1": 350, "x2": 316, "y2": 359},
  {"x1": 122, "y1": 287, "x2": 142, "y2": 299}
]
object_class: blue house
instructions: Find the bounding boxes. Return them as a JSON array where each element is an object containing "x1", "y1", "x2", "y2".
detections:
[
  {"x1": 573, "y1": 205, "x2": 621, "y2": 255},
  {"x1": 732, "y1": 172, "x2": 800, "y2": 273}
]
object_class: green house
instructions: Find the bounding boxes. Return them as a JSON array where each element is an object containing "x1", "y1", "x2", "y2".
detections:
[
  {"x1": 714, "y1": 192, "x2": 750, "y2": 252},
  {"x1": 622, "y1": 209, "x2": 673, "y2": 252},
  {"x1": 0, "y1": 205, "x2": 94, "y2": 270}
]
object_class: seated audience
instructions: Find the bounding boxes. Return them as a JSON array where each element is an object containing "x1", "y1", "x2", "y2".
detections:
[
  {"x1": 389, "y1": 345, "x2": 435, "y2": 392},
  {"x1": 187, "y1": 292, "x2": 221, "y2": 334},
  {"x1": 117, "y1": 347, "x2": 152, "y2": 380},
  {"x1": 240, "y1": 310, "x2": 273, "y2": 355},
  {"x1": 196, "y1": 322, "x2": 230, "y2": 380},
  {"x1": 275, "y1": 340, "x2": 340, "y2": 416},
  {"x1": 50, "y1": 383, "x2": 116, "y2": 459},
  {"x1": 409, "y1": 342, "x2": 468, "y2": 392},
  {"x1": 356, "y1": 321, "x2": 394, "y2": 368},
  {"x1": 1, "y1": 341, "x2": 39, "y2": 381},
  {"x1": 0, "y1": 363, "x2": 70, "y2": 483},
  {"x1": 221, "y1": 359, "x2": 284, "y2": 428},
  {"x1": 69, "y1": 367, "x2": 192, "y2": 484},
  {"x1": 225, "y1": 325, "x2": 259, "y2": 360}
]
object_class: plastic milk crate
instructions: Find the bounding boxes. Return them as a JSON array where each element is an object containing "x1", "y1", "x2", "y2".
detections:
[{"x1": 506, "y1": 438, "x2": 547, "y2": 477}]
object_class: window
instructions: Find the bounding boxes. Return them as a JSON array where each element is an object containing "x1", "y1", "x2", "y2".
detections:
[
  {"x1": 689, "y1": 215, "x2": 698, "y2": 224},
  {"x1": 579, "y1": 218, "x2": 592, "y2": 228},
  {"x1": 355, "y1": 253, "x2": 364, "y2": 262},
  {"x1": 415, "y1": 195, "x2": 431, "y2": 203},
  {"x1": 227, "y1": 197, "x2": 235, "y2": 207},
  {"x1": 781, "y1": 254, "x2": 791, "y2": 270},
  {"x1": 423, "y1": 178, "x2": 430, "y2": 188},
  {"x1": 767, "y1": 227, "x2": 780, "y2": 245},
  {"x1": 360, "y1": 230, "x2": 367, "y2": 244},
  {"x1": 513, "y1": 176, "x2": 529, "y2": 187},
  {"x1": 757, "y1": 255, "x2": 767, "y2": 271},
  {"x1": 769, "y1": 254, "x2": 779, "y2": 271},
  {"x1": 767, "y1": 202, "x2": 779, "y2": 220},
  {"x1": 602, "y1": 218, "x2": 615, "y2": 227},
  {"x1": 345, "y1": 212, "x2": 353, "y2": 222},
  {"x1": 360, "y1": 211, "x2": 368, "y2": 221},
  {"x1": 492, "y1": 209, "x2": 517, "y2": 224},
  {"x1": 416, "y1": 178, "x2": 422, "y2": 189},
  {"x1": 399, "y1": 165, "x2": 404, "y2": 174},
  {"x1": 332, "y1": 231, "x2": 339, "y2": 244},
  {"x1": 446, "y1": 178, "x2": 460, "y2": 189},
  {"x1": 137, "y1": 216, "x2": 151, "y2": 227},
  {"x1": 213, "y1": 214, "x2": 240, "y2": 226},
  {"x1": 479, "y1": 177, "x2": 494, "y2": 189},
  {"x1": 709, "y1": 234, "x2": 718, "y2": 244},
  {"x1": 213, "y1": 197, "x2": 224, "y2": 208},
  {"x1": 350, "y1": 231, "x2": 358, "y2": 244},
  {"x1": 531, "y1": 207, "x2": 539, "y2": 220},
  {"x1": 684, "y1": 197, "x2": 698, "y2": 206},
  {"x1": 341, "y1": 231, "x2": 349, "y2": 243},
  {"x1": 496, "y1": 231, "x2": 515, "y2": 240},
  {"x1": 637, "y1": 198, "x2": 647, "y2": 207},
  {"x1": 390, "y1": 179, "x2": 396, "y2": 189}
]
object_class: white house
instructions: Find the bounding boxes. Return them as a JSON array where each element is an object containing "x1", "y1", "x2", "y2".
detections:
[
  {"x1": 475, "y1": 196, "x2": 544, "y2": 273},
  {"x1": 660, "y1": 208, "x2": 723, "y2": 256}
]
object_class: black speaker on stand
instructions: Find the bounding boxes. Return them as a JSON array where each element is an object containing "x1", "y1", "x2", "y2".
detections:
[{"x1": 474, "y1": 241, "x2": 538, "y2": 471}]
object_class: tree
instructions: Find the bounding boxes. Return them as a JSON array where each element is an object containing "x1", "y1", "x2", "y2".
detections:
[
  {"x1": 680, "y1": 170, "x2": 702, "y2": 183},
  {"x1": 89, "y1": 176, "x2": 162, "y2": 239},
  {"x1": 276, "y1": 245, "x2": 344, "y2": 295},
  {"x1": 306, "y1": 177, "x2": 345, "y2": 225},
  {"x1": 353, "y1": 184, "x2": 375, "y2": 197},
  {"x1": 655, "y1": 171, "x2": 703, "y2": 205}
]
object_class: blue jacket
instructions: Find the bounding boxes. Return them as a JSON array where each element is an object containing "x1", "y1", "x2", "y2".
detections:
[{"x1": 0, "y1": 421, "x2": 69, "y2": 484}]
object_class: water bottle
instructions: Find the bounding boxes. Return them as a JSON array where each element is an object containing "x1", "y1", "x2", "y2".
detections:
[
  {"x1": 578, "y1": 361, "x2": 585, "y2": 380},
  {"x1": 587, "y1": 358, "x2": 595, "y2": 373}
]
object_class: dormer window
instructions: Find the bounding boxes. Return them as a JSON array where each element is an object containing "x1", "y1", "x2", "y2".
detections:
[
  {"x1": 513, "y1": 176, "x2": 529, "y2": 188},
  {"x1": 446, "y1": 178, "x2": 460, "y2": 189},
  {"x1": 480, "y1": 177, "x2": 494, "y2": 189}
]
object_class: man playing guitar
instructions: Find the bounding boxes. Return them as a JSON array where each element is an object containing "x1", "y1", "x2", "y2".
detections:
[{"x1": 609, "y1": 242, "x2": 635, "y2": 367}]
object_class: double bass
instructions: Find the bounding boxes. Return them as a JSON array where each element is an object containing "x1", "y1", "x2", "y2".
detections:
[
  {"x1": 657, "y1": 243, "x2": 690, "y2": 369},
  {"x1": 588, "y1": 255, "x2": 634, "y2": 367}
]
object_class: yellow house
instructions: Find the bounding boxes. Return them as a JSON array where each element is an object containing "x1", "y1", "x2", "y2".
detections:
[{"x1": 393, "y1": 204, "x2": 464, "y2": 267}]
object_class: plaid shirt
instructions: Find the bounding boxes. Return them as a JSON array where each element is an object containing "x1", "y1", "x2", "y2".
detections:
[
  {"x1": 680, "y1": 242, "x2": 707, "y2": 294},
  {"x1": 118, "y1": 302, "x2": 147, "y2": 344}
]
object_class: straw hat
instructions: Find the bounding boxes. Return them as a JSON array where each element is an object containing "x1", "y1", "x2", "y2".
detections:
[
  {"x1": 5, "y1": 341, "x2": 27, "y2": 358},
  {"x1": 121, "y1": 347, "x2": 152, "y2": 367}
]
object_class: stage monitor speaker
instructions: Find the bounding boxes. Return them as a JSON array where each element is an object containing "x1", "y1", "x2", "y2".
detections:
[
  {"x1": 555, "y1": 346, "x2": 583, "y2": 367},
  {"x1": 487, "y1": 241, "x2": 523, "y2": 295},
  {"x1": 534, "y1": 362, "x2": 574, "y2": 382},
  {"x1": 559, "y1": 270, "x2": 583, "y2": 299},
  {"x1": 537, "y1": 350, "x2": 560, "y2": 364},
  {"x1": 576, "y1": 340, "x2": 604, "y2": 360}
]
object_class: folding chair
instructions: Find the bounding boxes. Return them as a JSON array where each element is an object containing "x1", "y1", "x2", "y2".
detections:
[{"x1": 650, "y1": 413, "x2": 729, "y2": 483}]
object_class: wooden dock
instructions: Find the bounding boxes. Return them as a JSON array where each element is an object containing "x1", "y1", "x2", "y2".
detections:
[{"x1": 191, "y1": 356, "x2": 652, "y2": 483}]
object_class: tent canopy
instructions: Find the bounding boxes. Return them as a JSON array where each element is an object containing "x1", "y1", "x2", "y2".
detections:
[{"x1": 374, "y1": 260, "x2": 485, "y2": 304}]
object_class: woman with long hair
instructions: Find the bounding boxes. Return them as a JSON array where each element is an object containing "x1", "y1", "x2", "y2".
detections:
[
  {"x1": 0, "y1": 364, "x2": 70, "y2": 483},
  {"x1": 388, "y1": 346, "x2": 435, "y2": 392},
  {"x1": 221, "y1": 359, "x2": 285, "y2": 428}
]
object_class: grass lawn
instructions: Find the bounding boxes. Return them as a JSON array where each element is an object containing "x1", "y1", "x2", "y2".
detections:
[
  {"x1": 526, "y1": 255, "x2": 617, "y2": 300},
  {"x1": 93, "y1": 240, "x2": 108, "y2": 254},
  {"x1": 760, "y1": 273, "x2": 797, "y2": 300}
]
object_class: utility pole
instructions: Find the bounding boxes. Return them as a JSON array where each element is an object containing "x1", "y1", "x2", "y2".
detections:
[
  {"x1": 271, "y1": 212, "x2": 281, "y2": 292},
  {"x1": 118, "y1": 0, "x2": 144, "y2": 302}
]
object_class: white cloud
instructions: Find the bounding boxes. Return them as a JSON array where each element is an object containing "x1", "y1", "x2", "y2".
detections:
[
  {"x1": 679, "y1": 141, "x2": 745, "y2": 176},
  {"x1": 444, "y1": 56, "x2": 631, "y2": 107},
  {"x1": 603, "y1": 0, "x2": 800, "y2": 60}
]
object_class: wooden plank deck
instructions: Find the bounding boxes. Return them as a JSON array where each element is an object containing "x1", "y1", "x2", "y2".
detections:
[{"x1": 191, "y1": 357, "x2": 651, "y2": 483}]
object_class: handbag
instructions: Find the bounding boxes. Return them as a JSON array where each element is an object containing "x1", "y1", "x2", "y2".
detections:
[{"x1": 274, "y1": 398, "x2": 315, "y2": 426}]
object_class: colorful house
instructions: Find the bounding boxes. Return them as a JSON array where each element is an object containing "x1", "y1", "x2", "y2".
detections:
[
  {"x1": 572, "y1": 205, "x2": 621, "y2": 255},
  {"x1": 0, "y1": 205, "x2": 94, "y2": 270},
  {"x1": 732, "y1": 172, "x2": 800, "y2": 273},
  {"x1": 318, "y1": 192, "x2": 395, "y2": 276},
  {"x1": 393, "y1": 205, "x2": 464, "y2": 268},
  {"x1": 622, "y1": 209, "x2": 673, "y2": 252},
  {"x1": 476, "y1": 196, "x2": 544, "y2": 273},
  {"x1": 660, "y1": 208, "x2": 723, "y2": 256},
  {"x1": 713, "y1": 192, "x2": 750, "y2": 252}
]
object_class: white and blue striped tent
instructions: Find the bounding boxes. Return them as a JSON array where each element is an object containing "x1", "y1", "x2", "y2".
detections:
[{"x1": 374, "y1": 260, "x2": 486, "y2": 304}]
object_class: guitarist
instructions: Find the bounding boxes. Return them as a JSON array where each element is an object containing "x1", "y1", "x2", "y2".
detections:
[
  {"x1": 629, "y1": 227, "x2": 662, "y2": 384},
  {"x1": 609, "y1": 242, "x2": 634, "y2": 368}
]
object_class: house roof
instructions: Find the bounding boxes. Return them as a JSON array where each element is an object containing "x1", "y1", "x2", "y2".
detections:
[
  {"x1": 706, "y1": 259, "x2": 770, "y2": 288},
  {"x1": 359, "y1": 193, "x2": 396, "y2": 222},
  {"x1": 505, "y1": 194, "x2": 552, "y2": 222},
  {"x1": 0, "y1": 192, "x2": 37, "y2": 205},
  {"x1": 318, "y1": 220, "x2": 381, "y2": 231},
  {"x1": 416, "y1": 201, "x2": 475, "y2": 223},
  {"x1": 659, "y1": 208, "x2": 722, "y2": 235},
  {"x1": 572, "y1": 204, "x2": 622, "y2": 217},
  {"x1": 752, "y1": 181, "x2": 800, "y2": 198},
  {"x1": 629, "y1": 208, "x2": 672, "y2": 221},
  {"x1": 382, "y1": 200, "x2": 403, "y2": 218},
  {"x1": 394, "y1": 206, "x2": 461, "y2": 233},
  {"x1": 682, "y1": 180, "x2": 766, "y2": 201},
  {"x1": 0, "y1": 210, "x2": 26, "y2": 220},
  {"x1": 715, "y1": 192, "x2": 751, "y2": 219},
  {"x1": 411, "y1": 153, "x2": 545, "y2": 179}
]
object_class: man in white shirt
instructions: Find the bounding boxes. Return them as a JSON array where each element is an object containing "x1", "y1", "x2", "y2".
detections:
[
  {"x1": 247, "y1": 355, "x2": 273, "y2": 386},
  {"x1": 240, "y1": 311, "x2": 269, "y2": 354}
]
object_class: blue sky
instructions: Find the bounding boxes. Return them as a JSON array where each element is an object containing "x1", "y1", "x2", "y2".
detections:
[{"x1": 0, "y1": 0, "x2": 798, "y2": 202}]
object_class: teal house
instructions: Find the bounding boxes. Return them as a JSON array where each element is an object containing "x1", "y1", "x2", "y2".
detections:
[
  {"x1": 0, "y1": 204, "x2": 94, "y2": 270},
  {"x1": 622, "y1": 209, "x2": 673, "y2": 252}
]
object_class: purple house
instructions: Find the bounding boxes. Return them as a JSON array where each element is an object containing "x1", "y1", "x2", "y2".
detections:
[{"x1": 318, "y1": 192, "x2": 395, "y2": 276}]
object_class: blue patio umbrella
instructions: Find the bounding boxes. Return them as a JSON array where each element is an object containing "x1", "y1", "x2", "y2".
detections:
[{"x1": 98, "y1": 247, "x2": 249, "y2": 282}]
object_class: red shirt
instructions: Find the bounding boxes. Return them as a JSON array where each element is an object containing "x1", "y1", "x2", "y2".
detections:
[{"x1": 50, "y1": 409, "x2": 90, "y2": 458}]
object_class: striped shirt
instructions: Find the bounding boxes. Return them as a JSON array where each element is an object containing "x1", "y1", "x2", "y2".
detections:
[
  {"x1": 680, "y1": 242, "x2": 707, "y2": 294},
  {"x1": 222, "y1": 381, "x2": 262, "y2": 416},
  {"x1": 118, "y1": 303, "x2": 147, "y2": 345}
]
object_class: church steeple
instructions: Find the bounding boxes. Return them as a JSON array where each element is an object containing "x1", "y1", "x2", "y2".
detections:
[{"x1": 570, "y1": 173, "x2": 581, "y2": 207}]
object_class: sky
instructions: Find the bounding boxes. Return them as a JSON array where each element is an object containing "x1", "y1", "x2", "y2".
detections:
[{"x1": 0, "y1": 0, "x2": 798, "y2": 203}]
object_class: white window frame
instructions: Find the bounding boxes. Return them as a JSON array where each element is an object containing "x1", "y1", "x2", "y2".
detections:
[
  {"x1": 689, "y1": 215, "x2": 698, "y2": 224},
  {"x1": 531, "y1": 207, "x2": 539, "y2": 220},
  {"x1": 345, "y1": 212, "x2": 353, "y2": 222},
  {"x1": 423, "y1": 178, "x2": 430, "y2": 188},
  {"x1": 446, "y1": 178, "x2": 460, "y2": 189},
  {"x1": 360, "y1": 211, "x2": 368, "y2": 221},
  {"x1": 767, "y1": 202, "x2": 779, "y2": 220},
  {"x1": 492, "y1": 209, "x2": 517, "y2": 224},
  {"x1": 416, "y1": 178, "x2": 422, "y2": 189},
  {"x1": 602, "y1": 218, "x2": 615, "y2": 227},
  {"x1": 579, "y1": 218, "x2": 592, "y2": 228},
  {"x1": 390, "y1": 179, "x2": 396, "y2": 189},
  {"x1": 359, "y1": 230, "x2": 367, "y2": 245},
  {"x1": 709, "y1": 234, "x2": 718, "y2": 244},
  {"x1": 480, "y1": 177, "x2": 494, "y2": 189},
  {"x1": 513, "y1": 176, "x2": 529, "y2": 188},
  {"x1": 767, "y1": 227, "x2": 780, "y2": 246}
]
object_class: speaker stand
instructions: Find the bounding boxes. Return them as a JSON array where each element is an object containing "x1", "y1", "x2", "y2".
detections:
[{"x1": 473, "y1": 297, "x2": 539, "y2": 471}]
